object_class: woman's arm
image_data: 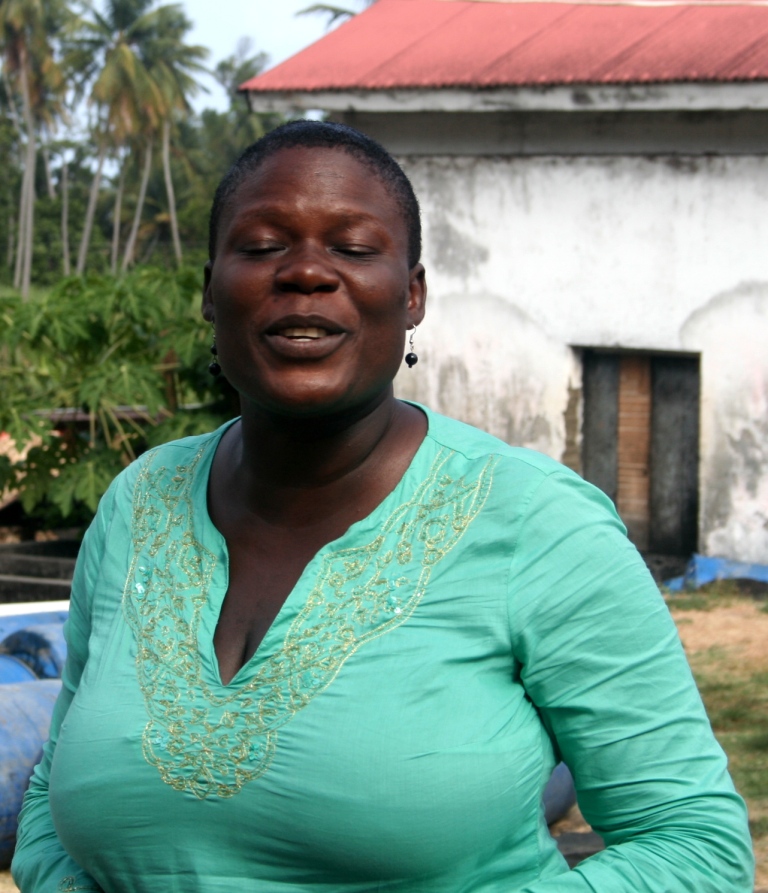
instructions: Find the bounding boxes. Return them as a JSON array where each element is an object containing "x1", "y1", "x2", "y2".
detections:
[
  {"x1": 507, "y1": 471, "x2": 754, "y2": 893},
  {"x1": 11, "y1": 485, "x2": 118, "y2": 893}
]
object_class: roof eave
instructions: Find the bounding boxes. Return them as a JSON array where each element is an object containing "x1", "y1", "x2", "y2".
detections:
[{"x1": 242, "y1": 82, "x2": 768, "y2": 115}]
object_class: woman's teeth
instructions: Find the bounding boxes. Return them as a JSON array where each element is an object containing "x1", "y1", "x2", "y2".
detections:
[{"x1": 281, "y1": 327, "x2": 328, "y2": 340}]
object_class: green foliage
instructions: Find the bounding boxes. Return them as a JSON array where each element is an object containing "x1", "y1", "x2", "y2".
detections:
[
  {"x1": 0, "y1": 267, "x2": 237, "y2": 524},
  {"x1": 0, "y1": 8, "x2": 282, "y2": 521}
]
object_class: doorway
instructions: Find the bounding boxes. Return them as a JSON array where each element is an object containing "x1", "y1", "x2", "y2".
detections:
[{"x1": 581, "y1": 350, "x2": 700, "y2": 556}]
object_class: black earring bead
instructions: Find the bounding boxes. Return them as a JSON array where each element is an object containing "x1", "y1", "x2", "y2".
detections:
[
  {"x1": 405, "y1": 352, "x2": 418, "y2": 368},
  {"x1": 208, "y1": 342, "x2": 221, "y2": 376}
]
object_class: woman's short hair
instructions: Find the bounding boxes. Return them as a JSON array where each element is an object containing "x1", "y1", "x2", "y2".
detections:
[{"x1": 208, "y1": 120, "x2": 422, "y2": 268}]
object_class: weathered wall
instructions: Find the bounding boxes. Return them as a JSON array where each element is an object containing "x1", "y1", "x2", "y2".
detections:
[
  {"x1": 393, "y1": 154, "x2": 768, "y2": 561},
  {"x1": 395, "y1": 293, "x2": 579, "y2": 458},
  {"x1": 681, "y1": 285, "x2": 768, "y2": 563}
]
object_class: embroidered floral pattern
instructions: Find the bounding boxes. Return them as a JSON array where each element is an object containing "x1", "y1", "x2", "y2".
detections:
[{"x1": 123, "y1": 440, "x2": 496, "y2": 799}]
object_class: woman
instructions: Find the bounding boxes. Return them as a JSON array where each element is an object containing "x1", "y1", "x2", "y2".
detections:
[{"x1": 13, "y1": 121, "x2": 753, "y2": 892}]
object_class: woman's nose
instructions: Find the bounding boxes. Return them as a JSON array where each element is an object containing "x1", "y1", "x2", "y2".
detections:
[{"x1": 275, "y1": 245, "x2": 339, "y2": 295}]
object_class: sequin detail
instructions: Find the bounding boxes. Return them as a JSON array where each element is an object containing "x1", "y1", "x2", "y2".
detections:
[
  {"x1": 57, "y1": 878, "x2": 100, "y2": 892},
  {"x1": 123, "y1": 440, "x2": 496, "y2": 799}
]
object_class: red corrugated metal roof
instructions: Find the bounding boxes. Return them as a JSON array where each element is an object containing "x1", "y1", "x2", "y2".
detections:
[{"x1": 240, "y1": 0, "x2": 768, "y2": 92}]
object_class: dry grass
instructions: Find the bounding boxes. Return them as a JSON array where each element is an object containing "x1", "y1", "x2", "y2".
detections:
[{"x1": 667, "y1": 582, "x2": 768, "y2": 888}]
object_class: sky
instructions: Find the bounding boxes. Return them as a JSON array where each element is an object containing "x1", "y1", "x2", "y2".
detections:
[{"x1": 181, "y1": 0, "x2": 363, "y2": 112}]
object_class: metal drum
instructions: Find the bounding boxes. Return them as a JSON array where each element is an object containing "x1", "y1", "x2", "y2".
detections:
[
  {"x1": 0, "y1": 654, "x2": 37, "y2": 685},
  {"x1": 0, "y1": 679, "x2": 61, "y2": 868},
  {"x1": 0, "y1": 624, "x2": 68, "y2": 680}
]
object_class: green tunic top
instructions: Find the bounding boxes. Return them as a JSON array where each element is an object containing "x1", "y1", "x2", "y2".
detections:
[{"x1": 13, "y1": 406, "x2": 753, "y2": 892}]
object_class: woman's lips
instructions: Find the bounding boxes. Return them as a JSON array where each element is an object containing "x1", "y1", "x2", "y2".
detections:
[{"x1": 264, "y1": 327, "x2": 346, "y2": 359}]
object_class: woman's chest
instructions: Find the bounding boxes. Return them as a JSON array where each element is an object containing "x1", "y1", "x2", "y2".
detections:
[
  {"x1": 52, "y1": 574, "x2": 551, "y2": 887},
  {"x1": 52, "y1": 443, "x2": 561, "y2": 886}
]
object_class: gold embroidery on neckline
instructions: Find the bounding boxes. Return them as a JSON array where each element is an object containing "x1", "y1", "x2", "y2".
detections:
[{"x1": 123, "y1": 439, "x2": 496, "y2": 799}]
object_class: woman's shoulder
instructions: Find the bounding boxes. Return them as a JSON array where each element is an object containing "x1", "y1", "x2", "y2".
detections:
[
  {"x1": 419, "y1": 404, "x2": 620, "y2": 522},
  {"x1": 98, "y1": 422, "x2": 233, "y2": 515},
  {"x1": 421, "y1": 404, "x2": 576, "y2": 478}
]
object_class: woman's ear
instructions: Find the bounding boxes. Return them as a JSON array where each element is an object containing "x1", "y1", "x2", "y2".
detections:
[
  {"x1": 202, "y1": 261, "x2": 214, "y2": 323},
  {"x1": 407, "y1": 263, "x2": 427, "y2": 327}
]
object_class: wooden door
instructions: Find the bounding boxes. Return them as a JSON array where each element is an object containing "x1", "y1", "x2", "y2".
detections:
[
  {"x1": 648, "y1": 357, "x2": 700, "y2": 555},
  {"x1": 581, "y1": 351, "x2": 699, "y2": 557}
]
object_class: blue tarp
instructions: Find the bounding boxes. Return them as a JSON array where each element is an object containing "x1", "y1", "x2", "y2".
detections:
[{"x1": 664, "y1": 553, "x2": 768, "y2": 591}]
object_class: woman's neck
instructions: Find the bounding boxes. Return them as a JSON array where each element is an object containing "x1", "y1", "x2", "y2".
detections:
[{"x1": 216, "y1": 391, "x2": 425, "y2": 529}]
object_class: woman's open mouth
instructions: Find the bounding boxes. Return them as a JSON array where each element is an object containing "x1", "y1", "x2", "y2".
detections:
[
  {"x1": 264, "y1": 320, "x2": 347, "y2": 359},
  {"x1": 280, "y1": 326, "x2": 332, "y2": 341}
]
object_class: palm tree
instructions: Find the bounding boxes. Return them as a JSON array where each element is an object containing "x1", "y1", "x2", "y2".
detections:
[
  {"x1": 110, "y1": 155, "x2": 126, "y2": 273},
  {"x1": 297, "y1": 0, "x2": 374, "y2": 28},
  {"x1": 61, "y1": 152, "x2": 71, "y2": 274},
  {"x1": 69, "y1": 0, "x2": 163, "y2": 275},
  {"x1": 120, "y1": 130, "x2": 155, "y2": 271},
  {"x1": 70, "y1": 0, "x2": 206, "y2": 273},
  {"x1": 213, "y1": 38, "x2": 268, "y2": 99},
  {"x1": 1, "y1": 0, "x2": 66, "y2": 297},
  {"x1": 1, "y1": 0, "x2": 42, "y2": 298},
  {"x1": 141, "y1": 3, "x2": 207, "y2": 267}
]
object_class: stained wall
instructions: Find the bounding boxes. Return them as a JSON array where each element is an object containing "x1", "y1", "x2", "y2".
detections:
[{"x1": 391, "y1": 153, "x2": 768, "y2": 562}]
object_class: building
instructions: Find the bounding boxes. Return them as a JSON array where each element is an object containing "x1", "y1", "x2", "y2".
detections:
[{"x1": 241, "y1": 0, "x2": 768, "y2": 567}]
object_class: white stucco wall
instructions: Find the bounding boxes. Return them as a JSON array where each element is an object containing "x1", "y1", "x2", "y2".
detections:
[{"x1": 394, "y1": 154, "x2": 768, "y2": 562}]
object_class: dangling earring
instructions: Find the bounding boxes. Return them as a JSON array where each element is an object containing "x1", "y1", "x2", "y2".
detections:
[
  {"x1": 208, "y1": 323, "x2": 221, "y2": 377},
  {"x1": 405, "y1": 327, "x2": 418, "y2": 368}
]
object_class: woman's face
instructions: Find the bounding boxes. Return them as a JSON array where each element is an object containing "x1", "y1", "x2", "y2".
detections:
[{"x1": 203, "y1": 146, "x2": 426, "y2": 419}]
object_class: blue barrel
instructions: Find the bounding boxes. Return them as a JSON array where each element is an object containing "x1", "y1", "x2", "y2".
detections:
[
  {"x1": 1, "y1": 624, "x2": 67, "y2": 680},
  {"x1": 0, "y1": 679, "x2": 61, "y2": 869},
  {"x1": 0, "y1": 654, "x2": 38, "y2": 684},
  {"x1": 0, "y1": 609, "x2": 69, "y2": 643},
  {"x1": 543, "y1": 762, "x2": 577, "y2": 825}
]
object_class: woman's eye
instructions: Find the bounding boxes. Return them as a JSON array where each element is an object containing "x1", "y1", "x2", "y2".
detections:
[
  {"x1": 241, "y1": 244, "x2": 281, "y2": 256},
  {"x1": 337, "y1": 245, "x2": 375, "y2": 257}
]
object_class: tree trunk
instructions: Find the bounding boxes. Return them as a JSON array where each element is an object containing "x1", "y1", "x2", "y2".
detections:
[
  {"x1": 42, "y1": 145, "x2": 56, "y2": 199},
  {"x1": 16, "y1": 53, "x2": 36, "y2": 300},
  {"x1": 161, "y1": 120, "x2": 182, "y2": 266},
  {"x1": 21, "y1": 139, "x2": 35, "y2": 298},
  {"x1": 121, "y1": 137, "x2": 153, "y2": 273},
  {"x1": 139, "y1": 230, "x2": 159, "y2": 265},
  {"x1": 6, "y1": 208, "x2": 15, "y2": 272},
  {"x1": 13, "y1": 163, "x2": 28, "y2": 290},
  {"x1": 76, "y1": 141, "x2": 107, "y2": 276},
  {"x1": 111, "y1": 163, "x2": 126, "y2": 274},
  {"x1": 61, "y1": 160, "x2": 70, "y2": 276}
]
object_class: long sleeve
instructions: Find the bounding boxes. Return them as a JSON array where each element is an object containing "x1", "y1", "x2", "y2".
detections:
[
  {"x1": 507, "y1": 471, "x2": 754, "y2": 892},
  {"x1": 11, "y1": 488, "x2": 116, "y2": 893}
]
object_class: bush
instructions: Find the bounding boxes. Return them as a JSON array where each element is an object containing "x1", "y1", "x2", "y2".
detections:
[{"x1": 0, "y1": 268, "x2": 237, "y2": 528}]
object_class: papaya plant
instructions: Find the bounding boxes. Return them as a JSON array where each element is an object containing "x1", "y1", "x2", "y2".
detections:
[{"x1": 0, "y1": 267, "x2": 237, "y2": 526}]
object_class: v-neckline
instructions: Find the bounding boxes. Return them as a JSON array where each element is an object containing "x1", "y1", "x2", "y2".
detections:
[{"x1": 197, "y1": 404, "x2": 433, "y2": 689}]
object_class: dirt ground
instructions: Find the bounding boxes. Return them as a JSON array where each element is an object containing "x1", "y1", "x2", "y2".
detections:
[
  {"x1": 1, "y1": 598, "x2": 766, "y2": 891},
  {"x1": 671, "y1": 599, "x2": 768, "y2": 666},
  {"x1": 669, "y1": 597, "x2": 768, "y2": 889}
]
